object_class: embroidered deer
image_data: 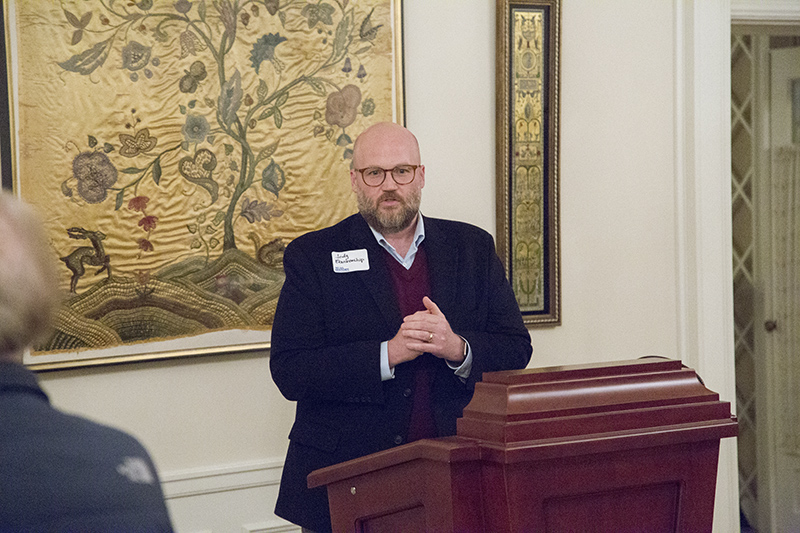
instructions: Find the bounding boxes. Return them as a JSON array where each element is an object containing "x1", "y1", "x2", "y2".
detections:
[{"x1": 60, "y1": 227, "x2": 111, "y2": 293}]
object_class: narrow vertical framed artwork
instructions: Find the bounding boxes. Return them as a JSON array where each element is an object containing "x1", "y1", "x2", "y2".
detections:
[
  {"x1": 2, "y1": 0, "x2": 405, "y2": 369},
  {"x1": 496, "y1": 0, "x2": 560, "y2": 326},
  {"x1": 0, "y1": 5, "x2": 11, "y2": 191},
  {"x1": 792, "y1": 78, "x2": 800, "y2": 144}
]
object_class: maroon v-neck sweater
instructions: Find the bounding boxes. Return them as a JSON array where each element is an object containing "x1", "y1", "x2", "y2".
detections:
[{"x1": 383, "y1": 245, "x2": 437, "y2": 441}]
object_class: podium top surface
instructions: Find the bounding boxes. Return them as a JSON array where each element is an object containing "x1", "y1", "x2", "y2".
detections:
[
  {"x1": 481, "y1": 357, "x2": 683, "y2": 384},
  {"x1": 458, "y1": 357, "x2": 737, "y2": 446}
]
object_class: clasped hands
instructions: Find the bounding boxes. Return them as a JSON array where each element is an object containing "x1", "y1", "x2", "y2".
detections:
[{"x1": 387, "y1": 296, "x2": 466, "y2": 368}]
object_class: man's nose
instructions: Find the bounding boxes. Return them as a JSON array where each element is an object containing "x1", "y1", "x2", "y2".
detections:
[{"x1": 381, "y1": 171, "x2": 399, "y2": 190}]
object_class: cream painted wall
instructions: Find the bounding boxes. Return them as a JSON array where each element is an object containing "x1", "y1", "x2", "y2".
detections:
[
  {"x1": 33, "y1": 1, "x2": 735, "y2": 531},
  {"x1": 405, "y1": 0, "x2": 679, "y2": 368},
  {"x1": 39, "y1": 352, "x2": 281, "y2": 471}
]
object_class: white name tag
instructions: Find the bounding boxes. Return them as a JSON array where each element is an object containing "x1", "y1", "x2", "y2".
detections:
[{"x1": 332, "y1": 249, "x2": 370, "y2": 273}]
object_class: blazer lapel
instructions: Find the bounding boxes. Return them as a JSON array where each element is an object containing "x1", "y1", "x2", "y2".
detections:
[
  {"x1": 347, "y1": 215, "x2": 402, "y2": 328},
  {"x1": 422, "y1": 216, "x2": 459, "y2": 313}
]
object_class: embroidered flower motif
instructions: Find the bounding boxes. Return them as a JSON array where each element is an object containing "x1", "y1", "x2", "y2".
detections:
[
  {"x1": 72, "y1": 151, "x2": 118, "y2": 204},
  {"x1": 121, "y1": 41, "x2": 152, "y2": 71},
  {"x1": 249, "y1": 33, "x2": 287, "y2": 74},
  {"x1": 138, "y1": 215, "x2": 159, "y2": 232},
  {"x1": 361, "y1": 98, "x2": 375, "y2": 117},
  {"x1": 173, "y1": 0, "x2": 192, "y2": 14},
  {"x1": 301, "y1": 3, "x2": 335, "y2": 28},
  {"x1": 119, "y1": 128, "x2": 158, "y2": 157},
  {"x1": 325, "y1": 84, "x2": 361, "y2": 129},
  {"x1": 128, "y1": 196, "x2": 150, "y2": 212},
  {"x1": 181, "y1": 114, "x2": 210, "y2": 144},
  {"x1": 137, "y1": 238, "x2": 155, "y2": 252}
]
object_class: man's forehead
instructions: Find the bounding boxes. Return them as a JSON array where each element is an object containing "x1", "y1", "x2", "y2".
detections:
[{"x1": 353, "y1": 126, "x2": 420, "y2": 165}]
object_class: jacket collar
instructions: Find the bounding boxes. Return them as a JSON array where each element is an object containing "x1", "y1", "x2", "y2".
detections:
[{"x1": 0, "y1": 361, "x2": 50, "y2": 402}]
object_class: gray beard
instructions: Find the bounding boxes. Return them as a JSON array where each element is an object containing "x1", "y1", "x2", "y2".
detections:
[{"x1": 356, "y1": 189, "x2": 420, "y2": 235}]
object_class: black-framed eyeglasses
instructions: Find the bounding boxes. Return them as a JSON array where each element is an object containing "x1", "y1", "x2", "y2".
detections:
[{"x1": 356, "y1": 165, "x2": 420, "y2": 187}]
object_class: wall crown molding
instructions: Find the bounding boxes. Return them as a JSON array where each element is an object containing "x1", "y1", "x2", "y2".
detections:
[{"x1": 731, "y1": 1, "x2": 800, "y2": 23}]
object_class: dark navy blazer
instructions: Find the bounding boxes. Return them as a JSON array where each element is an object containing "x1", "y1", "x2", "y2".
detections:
[
  {"x1": 270, "y1": 214, "x2": 532, "y2": 532},
  {"x1": 0, "y1": 362, "x2": 173, "y2": 532}
]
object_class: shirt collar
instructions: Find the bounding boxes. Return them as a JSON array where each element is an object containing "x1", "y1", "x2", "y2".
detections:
[{"x1": 368, "y1": 213, "x2": 425, "y2": 269}]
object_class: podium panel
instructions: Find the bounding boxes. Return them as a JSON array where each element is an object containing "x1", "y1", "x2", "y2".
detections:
[
  {"x1": 309, "y1": 358, "x2": 738, "y2": 532},
  {"x1": 543, "y1": 481, "x2": 680, "y2": 532},
  {"x1": 319, "y1": 438, "x2": 484, "y2": 532},
  {"x1": 481, "y1": 440, "x2": 720, "y2": 532}
]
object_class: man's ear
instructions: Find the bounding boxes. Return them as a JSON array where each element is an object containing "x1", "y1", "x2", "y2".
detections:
[
  {"x1": 418, "y1": 165, "x2": 425, "y2": 188},
  {"x1": 350, "y1": 169, "x2": 358, "y2": 192}
]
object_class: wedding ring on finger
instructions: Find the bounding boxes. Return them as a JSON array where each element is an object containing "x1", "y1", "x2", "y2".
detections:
[{"x1": 428, "y1": 332, "x2": 434, "y2": 342}]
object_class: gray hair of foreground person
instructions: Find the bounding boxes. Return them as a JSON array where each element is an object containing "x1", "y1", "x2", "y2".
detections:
[{"x1": 0, "y1": 191, "x2": 60, "y2": 361}]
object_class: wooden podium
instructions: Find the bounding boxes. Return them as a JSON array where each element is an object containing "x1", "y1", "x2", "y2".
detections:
[{"x1": 308, "y1": 358, "x2": 738, "y2": 532}]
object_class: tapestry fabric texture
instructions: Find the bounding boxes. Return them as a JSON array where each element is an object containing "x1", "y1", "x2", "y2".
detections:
[{"x1": 10, "y1": 0, "x2": 397, "y2": 355}]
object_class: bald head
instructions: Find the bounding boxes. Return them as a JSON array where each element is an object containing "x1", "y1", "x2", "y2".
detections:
[
  {"x1": 352, "y1": 122, "x2": 421, "y2": 169},
  {"x1": 0, "y1": 192, "x2": 59, "y2": 363}
]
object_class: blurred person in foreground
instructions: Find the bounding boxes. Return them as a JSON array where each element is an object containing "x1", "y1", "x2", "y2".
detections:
[
  {"x1": 0, "y1": 191, "x2": 174, "y2": 532},
  {"x1": 270, "y1": 122, "x2": 532, "y2": 532}
]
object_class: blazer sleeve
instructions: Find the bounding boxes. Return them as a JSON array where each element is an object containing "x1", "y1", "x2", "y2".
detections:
[
  {"x1": 456, "y1": 232, "x2": 532, "y2": 389},
  {"x1": 269, "y1": 237, "x2": 388, "y2": 405}
]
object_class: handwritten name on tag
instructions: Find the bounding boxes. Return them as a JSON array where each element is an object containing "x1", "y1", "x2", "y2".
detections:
[{"x1": 332, "y1": 249, "x2": 369, "y2": 273}]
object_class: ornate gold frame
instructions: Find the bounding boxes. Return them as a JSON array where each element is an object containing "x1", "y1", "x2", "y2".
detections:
[
  {"x1": 0, "y1": 3, "x2": 12, "y2": 191},
  {"x1": 495, "y1": 0, "x2": 561, "y2": 326}
]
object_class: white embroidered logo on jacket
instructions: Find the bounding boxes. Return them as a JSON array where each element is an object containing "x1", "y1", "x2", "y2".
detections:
[{"x1": 116, "y1": 456, "x2": 156, "y2": 485}]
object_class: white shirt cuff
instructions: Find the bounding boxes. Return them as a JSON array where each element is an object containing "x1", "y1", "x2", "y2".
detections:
[
  {"x1": 380, "y1": 341, "x2": 395, "y2": 381},
  {"x1": 446, "y1": 337, "x2": 472, "y2": 380}
]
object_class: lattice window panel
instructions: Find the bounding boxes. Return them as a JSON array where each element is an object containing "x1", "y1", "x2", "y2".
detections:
[{"x1": 731, "y1": 31, "x2": 758, "y2": 528}]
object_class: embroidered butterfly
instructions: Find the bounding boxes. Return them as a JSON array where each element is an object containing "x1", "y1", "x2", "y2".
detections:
[{"x1": 179, "y1": 61, "x2": 207, "y2": 94}]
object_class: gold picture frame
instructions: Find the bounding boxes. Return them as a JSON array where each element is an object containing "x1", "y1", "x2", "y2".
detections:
[
  {"x1": 2, "y1": 0, "x2": 405, "y2": 370},
  {"x1": 495, "y1": 0, "x2": 561, "y2": 326}
]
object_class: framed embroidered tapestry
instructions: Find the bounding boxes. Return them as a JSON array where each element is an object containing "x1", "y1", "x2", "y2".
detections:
[
  {"x1": 2, "y1": 0, "x2": 405, "y2": 369},
  {"x1": 495, "y1": 0, "x2": 560, "y2": 327}
]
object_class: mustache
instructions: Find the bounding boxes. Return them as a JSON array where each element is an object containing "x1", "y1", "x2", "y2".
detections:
[{"x1": 378, "y1": 192, "x2": 403, "y2": 203}]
